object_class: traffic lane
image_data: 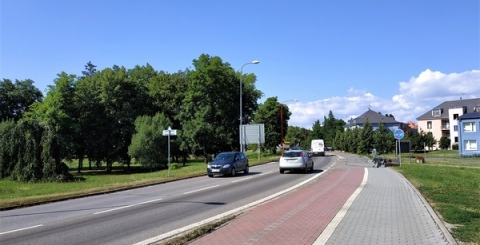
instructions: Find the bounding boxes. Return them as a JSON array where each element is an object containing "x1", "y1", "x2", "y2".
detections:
[
  {"x1": 0, "y1": 157, "x2": 334, "y2": 234},
  {"x1": 0, "y1": 161, "x2": 278, "y2": 233},
  {"x1": 0, "y1": 160, "x2": 333, "y2": 245}
]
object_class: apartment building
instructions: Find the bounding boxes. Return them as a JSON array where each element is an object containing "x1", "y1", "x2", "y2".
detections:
[
  {"x1": 457, "y1": 112, "x2": 480, "y2": 156},
  {"x1": 416, "y1": 98, "x2": 480, "y2": 150}
]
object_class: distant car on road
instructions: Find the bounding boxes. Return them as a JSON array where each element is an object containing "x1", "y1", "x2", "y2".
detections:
[
  {"x1": 279, "y1": 150, "x2": 314, "y2": 174},
  {"x1": 207, "y1": 151, "x2": 249, "y2": 177},
  {"x1": 325, "y1": 146, "x2": 334, "y2": 151},
  {"x1": 311, "y1": 139, "x2": 325, "y2": 156}
]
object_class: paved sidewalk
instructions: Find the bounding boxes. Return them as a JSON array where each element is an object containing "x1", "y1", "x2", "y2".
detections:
[{"x1": 189, "y1": 152, "x2": 457, "y2": 245}]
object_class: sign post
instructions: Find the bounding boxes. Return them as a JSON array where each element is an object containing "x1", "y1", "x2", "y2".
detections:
[
  {"x1": 394, "y1": 129, "x2": 404, "y2": 166},
  {"x1": 163, "y1": 126, "x2": 177, "y2": 177},
  {"x1": 240, "y1": 124, "x2": 265, "y2": 159}
]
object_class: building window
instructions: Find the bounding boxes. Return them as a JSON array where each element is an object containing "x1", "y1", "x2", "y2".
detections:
[
  {"x1": 464, "y1": 140, "x2": 477, "y2": 150},
  {"x1": 454, "y1": 137, "x2": 458, "y2": 143},
  {"x1": 453, "y1": 114, "x2": 459, "y2": 120},
  {"x1": 463, "y1": 122, "x2": 477, "y2": 132},
  {"x1": 432, "y1": 108, "x2": 442, "y2": 117},
  {"x1": 427, "y1": 121, "x2": 432, "y2": 129},
  {"x1": 454, "y1": 125, "x2": 458, "y2": 132}
]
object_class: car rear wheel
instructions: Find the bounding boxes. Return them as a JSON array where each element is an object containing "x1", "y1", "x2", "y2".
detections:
[
  {"x1": 208, "y1": 174, "x2": 214, "y2": 178},
  {"x1": 310, "y1": 162, "x2": 315, "y2": 172},
  {"x1": 230, "y1": 168, "x2": 236, "y2": 177},
  {"x1": 244, "y1": 165, "x2": 249, "y2": 175},
  {"x1": 279, "y1": 169, "x2": 284, "y2": 174}
]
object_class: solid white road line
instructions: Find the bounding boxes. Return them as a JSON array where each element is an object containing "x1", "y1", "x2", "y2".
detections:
[
  {"x1": 313, "y1": 168, "x2": 368, "y2": 245},
  {"x1": 94, "y1": 198, "x2": 163, "y2": 215},
  {"x1": 0, "y1": 224, "x2": 44, "y2": 235},
  {"x1": 183, "y1": 185, "x2": 219, "y2": 195},
  {"x1": 232, "y1": 177, "x2": 253, "y2": 183},
  {"x1": 258, "y1": 171, "x2": 272, "y2": 176}
]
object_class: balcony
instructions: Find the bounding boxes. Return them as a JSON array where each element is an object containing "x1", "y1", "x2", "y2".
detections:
[{"x1": 441, "y1": 121, "x2": 450, "y2": 131}]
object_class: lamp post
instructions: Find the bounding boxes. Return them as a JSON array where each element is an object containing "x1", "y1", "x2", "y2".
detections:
[
  {"x1": 239, "y1": 60, "x2": 259, "y2": 152},
  {"x1": 280, "y1": 99, "x2": 298, "y2": 152}
]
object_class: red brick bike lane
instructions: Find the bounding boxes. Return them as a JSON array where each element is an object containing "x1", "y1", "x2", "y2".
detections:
[{"x1": 189, "y1": 167, "x2": 365, "y2": 245}]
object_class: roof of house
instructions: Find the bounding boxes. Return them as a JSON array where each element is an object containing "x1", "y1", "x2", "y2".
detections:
[
  {"x1": 458, "y1": 112, "x2": 480, "y2": 120},
  {"x1": 407, "y1": 121, "x2": 418, "y2": 129},
  {"x1": 416, "y1": 98, "x2": 480, "y2": 120},
  {"x1": 348, "y1": 109, "x2": 401, "y2": 125}
]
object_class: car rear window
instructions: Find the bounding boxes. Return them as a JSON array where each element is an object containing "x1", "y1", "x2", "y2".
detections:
[
  {"x1": 283, "y1": 151, "x2": 302, "y2": 157},
  {"x1": 214, "y1": 153, "x2": 234, "y2": 161}
]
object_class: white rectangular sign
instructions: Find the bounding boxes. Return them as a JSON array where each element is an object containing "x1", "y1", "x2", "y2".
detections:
[
  {"x1": 240, "y1": 124, "x2": 265, "y2": 144},
  {"x1": 163, "y1": 130, "x2": 177, "y2": 136}
]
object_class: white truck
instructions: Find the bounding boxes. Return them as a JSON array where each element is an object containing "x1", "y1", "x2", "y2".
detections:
[{"x1": 311, "y1": 139, "x2": 325, "y2": 156}]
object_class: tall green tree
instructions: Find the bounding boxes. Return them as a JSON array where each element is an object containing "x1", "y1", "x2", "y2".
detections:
[
  {"x1": 148, "y1": 71, "x2": 189, "y2": 163},
  {"x1": 128, "y1": 113, "x2": 172, "y2": 170},
  {"x1": 322, "y1": 111, "x2": 336, "y2": 146},
  {"x1": 81, "y1": 61, "x2": 97, "y2": 78},
  {"x1": 0, "y1": 79, "x2": 43, "y2": 121},
  {"x1": 285, "y1": 126, "x2": 308, "y2": 149},
  {"x1": 74, "y1": 73, "x2": 109, "y2": 171},
  {"x1": 310, "y1": 120, "x2": 324, "y2": 140},
  {"x1": 408, "y1": 130, "x2": 423, "y2": 152},
  {"x1": 0, "y1": 119, "x2": 73, "y2": 182},
  {"x1": 0, "y1": 120, "x2": 17, "y2": 178},
  {"x1": 358, "y1": 121, "x2": 374, "y2": 154},
  {"x1": 179, "y1": 54, "x2": 262, "y2": 161},
  {"x1": 96, "y1": 66, "x2": 151, "y2": 172},
  {"x1": 373, "y1": 123, "x2": 390, "y2": 155},
  {"x1": 253, "y1": 97, "x2": 287, "y2": 153},
  {"x1": 28, "y1": 72, "x2": 78, "y2": 164}
]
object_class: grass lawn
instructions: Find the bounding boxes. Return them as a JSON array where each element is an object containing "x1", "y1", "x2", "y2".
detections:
[
  {"x1": 394, "y1": 164, "x2": 480, "y2": 244},
  {"x1": 0, "y1": 152, "x2": 280, "y2": 209}
]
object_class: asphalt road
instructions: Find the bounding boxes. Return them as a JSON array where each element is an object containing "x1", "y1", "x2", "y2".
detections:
[{"x1": 0, "y1": 155, "x2": 336, "y2": 245}]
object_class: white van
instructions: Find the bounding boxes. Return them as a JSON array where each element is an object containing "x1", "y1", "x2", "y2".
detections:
[{"x1": 311, "y1": 139, "x2": 325, "y2": 156}]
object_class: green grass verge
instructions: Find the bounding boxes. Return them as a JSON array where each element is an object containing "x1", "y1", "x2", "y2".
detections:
[
  {"x1": 394, "y1": 164, "x2": 480, "y2": 244},
  {"x1": 0, "y1": 152, "x2": 280, "y2": 209}
]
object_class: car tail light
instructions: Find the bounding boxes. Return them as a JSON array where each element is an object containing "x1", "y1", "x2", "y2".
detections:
[{"x1": 299, "y1": 152, "x2": 303, "y2": 157}]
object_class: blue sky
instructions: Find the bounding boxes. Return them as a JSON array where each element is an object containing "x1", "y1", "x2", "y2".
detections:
[{"x1": 1, "y1": 0, "x2": 479, "y2": 129}]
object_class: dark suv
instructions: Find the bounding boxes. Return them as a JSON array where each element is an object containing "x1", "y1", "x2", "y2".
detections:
[{"x1": 207, "y1": 151, "x2": 249, "y2": 177}]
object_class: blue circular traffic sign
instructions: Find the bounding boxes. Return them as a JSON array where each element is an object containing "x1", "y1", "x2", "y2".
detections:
[{"x1": 394, "y1": 129, "x2": 404, "y2": 140}]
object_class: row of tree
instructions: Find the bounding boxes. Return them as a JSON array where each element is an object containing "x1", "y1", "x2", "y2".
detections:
[
  {"x1": 285, "y1": 119, "x2": 443, "y2": 157},
  {"x1": 1, "y1": 54, "x2": 298, "y2": 181},
  {"x1": 0, "y1": 53, "x2": 444, "y2": 182}
]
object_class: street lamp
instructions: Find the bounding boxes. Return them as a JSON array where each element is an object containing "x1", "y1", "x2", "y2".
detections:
[
  {"x1": 239, "y1": 60, "x2": 260, "y2": 152},
  {"x1": 280, "y1": 99, "x2": 298, "y2": 152}
]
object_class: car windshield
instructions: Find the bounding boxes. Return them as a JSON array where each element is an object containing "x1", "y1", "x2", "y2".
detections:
[
  {"x1": 283, "y1": 151, "x2": 302, "y2": 157},
  {"x1": 214, "y1": 153, "x2": 234, "y2": 161}
]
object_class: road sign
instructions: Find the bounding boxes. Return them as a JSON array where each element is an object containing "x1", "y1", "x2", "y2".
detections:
[
  {"x1": 240, "y1": 124, "x2": 265, "y2": 144},
  {"x1": 394, "y1": 129, "x2": 404, "y2": 140},
  {"x1": 163, "y1": 128, "x2": 177, "y2": 136},
  {"x1": 163, "y1": 127, "x2": 177, "y2": 177}
]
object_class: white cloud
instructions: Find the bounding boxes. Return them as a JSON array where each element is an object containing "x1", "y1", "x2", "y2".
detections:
[{"x1": 288, "y1": 69, "x2": 480, "y2": 129}]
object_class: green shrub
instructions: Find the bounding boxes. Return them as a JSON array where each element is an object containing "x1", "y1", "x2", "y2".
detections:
[{"x1": 170, "y1": 163, "x2": 181, "y2": 170}]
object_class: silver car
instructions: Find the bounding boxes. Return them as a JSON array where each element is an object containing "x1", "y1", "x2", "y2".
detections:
[{"x1": 279, "y1": 150, "x2": 314, "y2": 174}]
